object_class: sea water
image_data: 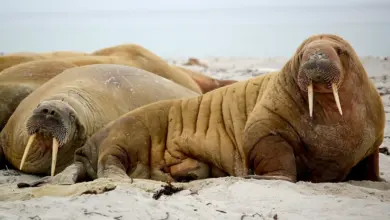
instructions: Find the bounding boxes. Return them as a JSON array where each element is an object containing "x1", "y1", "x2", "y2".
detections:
[{"x1": 1, "y1": 4, "x2": 389, "y2": 57}]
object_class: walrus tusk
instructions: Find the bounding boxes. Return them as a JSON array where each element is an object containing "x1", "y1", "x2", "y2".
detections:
[
  {"x1": 19, "y1": 133, "x2": 37, "y2": 170},
  {"x1": 308, "y1": 82, "x2": 313, "y2": 117},
  {"x1": 332, "y1": 83, "x2": 343, "y2": 115},
  {"x1": 51, "y1": 138, "x2": 59, "y2": 176}
]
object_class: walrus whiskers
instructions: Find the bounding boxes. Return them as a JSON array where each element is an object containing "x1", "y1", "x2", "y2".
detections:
[
  {"x1": 308, "y1": 82, "x2": 314, "y2": 117},
  {"x1": 19, "y1": 133, "x2": 36, "y2": 170},
  {"x1": 332, "y1": 83, "x2": 343, "y2": 115},
  {"x1": 51, "y1": 138, "x2": 59, "y2": 176}
]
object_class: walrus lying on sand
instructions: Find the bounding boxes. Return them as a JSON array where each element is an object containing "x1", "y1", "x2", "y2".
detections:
[
  {"x1": 0, "y1": 55, "x2": 196, "y2": 133},
  {"x1": 92, "y1": 43, "x2": 236, "y2": 93},
  {"x1": 2, "y1": 44, "x2": 233, "y2": 94},
  {"x1": 19, "y1": 34, "x2": 385, "y2": 188},
  {"x1": 0, "y1": 52, "x2": 229, "y2": 134},
  {"x1": 0, "y1": 51, "x2": 88, "y2": 72},
  {"x1": 0, "y1": 64, "x2": 199, "y2": 177}
]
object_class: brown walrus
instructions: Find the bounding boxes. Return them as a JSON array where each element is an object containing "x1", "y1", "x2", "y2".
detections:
[
  {"x1": 0, "y1": 51, "x2": 88, "y2": 72},
  {"x1": 0, "y1": 64, "x2": 199, "y2": 177},
  {"x1": 19, "y1": 34, "x2": 385, "y2": 188},
  {"x1": 0, "y1": 60, "x2": 78, "y2": 131}
]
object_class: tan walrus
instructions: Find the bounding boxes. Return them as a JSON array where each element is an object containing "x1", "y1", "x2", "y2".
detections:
[
  {"x1": 0, "y1": 51, "x2": 88, "y2": 72},
  {"x1": 0, "y1": 54, "x2": 215, "y2": 132},
  {"x1": 92, "y1": 43, "x2": 236, "y2": 93},
  {"x1": 18, "y1": 34, "x2": 385, "y2": 188},
  {"x1": 0, "y1": 64, "x2": 199, "y2": 177},
  {"x1": 2, "y1": 44, "x2": 227, "y2": 94},
  {"x1": 0, "y1": 55, "x2": 172, "y2": 132}
]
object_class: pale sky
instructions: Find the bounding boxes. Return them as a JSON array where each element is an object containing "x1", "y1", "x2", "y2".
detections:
[{"x1": 2, "y1": 0, "x2": 389, "y2": 12}]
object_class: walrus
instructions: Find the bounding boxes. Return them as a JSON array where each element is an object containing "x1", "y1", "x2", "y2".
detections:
[
  {"x1": 60, "y1": 54, "x2": 219, "y2": 94},
  {"x1": 177, "y1": 66, "x2": 238, "y2": 93},
  {"x1": 0, "y1": 60, "x2": 78, "y2": 131},
  {"x1": 18, "y1": 34, "x2": 385, "y2": 188},
  {"x1": 0, "y1": 64, "x2": 199, "y2": 177},
  {"x1": 0, "y1": 51, "x2": 88, "y2": 72},
  {"x1": 0, "y1": 54, "x2": 214, "y2": 131},
  {"x1": 92, "y1": 43, "x2": 234, "y2": 94},
  {"x1": 0, "y1": 55, "x2": 160, "y2": 132}
]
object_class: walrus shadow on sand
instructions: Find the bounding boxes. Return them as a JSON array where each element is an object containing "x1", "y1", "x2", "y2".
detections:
[{"x1": 15, "y1": 34, "x2": 388, "y2": 199}]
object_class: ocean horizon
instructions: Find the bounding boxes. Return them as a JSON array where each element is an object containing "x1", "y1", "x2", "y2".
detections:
[{"x1": 1, "y1": 4, "x2": 389, "y2": 57}]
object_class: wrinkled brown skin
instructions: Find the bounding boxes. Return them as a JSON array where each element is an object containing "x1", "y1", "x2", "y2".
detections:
[
  {"x1": 0, "y1": 51, "x2": 87, "y2": 72},
  {"x1": 0, "y1": 64, "x2": 199, "y2": 176},
  {"x1": 0, "y1": 60, "x2": 78, "y2": 131},
  {"x1": 21, "y1": 34, "x2": 385, "y2": 187},
  {"x1": 177, "y1": 66, "x2": 238, "y2": 93},
  {"x1": 92, "y1": 44, "x2": 203, "y2": 93}
]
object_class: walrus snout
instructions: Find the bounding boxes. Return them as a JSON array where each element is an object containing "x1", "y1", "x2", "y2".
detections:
[
  {"x1": 33, "y1": 103, "x2": 62, "y2": 119},
  {"x1": 298, "y1": 49, "x2": 343, "y2": 118},
  {"x1": 27, "y1": 100, "x2": 78, "y2": 145},
  {"x1": 21, "y1": 100, "x2": 78, "y2": 176},
  {"x1": 301, "y1": 51, "x2": 339, "y2": 84}
]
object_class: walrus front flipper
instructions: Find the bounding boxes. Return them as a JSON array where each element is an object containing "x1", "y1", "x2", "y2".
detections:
[
  {"x1": 345, "y1": 145, "x2": 384, "y2": 182},
  {"x1": 244, "y1": 121, "x2": 298, "y2": 183},
  {"x1": 17, "y1": 161, "x2": 87, "y2": 188}
]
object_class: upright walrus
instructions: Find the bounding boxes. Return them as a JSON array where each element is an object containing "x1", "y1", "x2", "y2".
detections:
[
  {"x1": 0, "y1": 64, "x2": 199, "y2": 177},
  {"x1": 19, "y1": 34, "x2": 385, "y2": 187}
]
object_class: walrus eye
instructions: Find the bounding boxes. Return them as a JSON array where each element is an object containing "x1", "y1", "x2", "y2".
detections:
[
  {"x1": 336, "y1": 48, "x2": 343, "y2": 56},
  {"x1": 69, "y1": 112, "x2": 76, "y2": 122}
]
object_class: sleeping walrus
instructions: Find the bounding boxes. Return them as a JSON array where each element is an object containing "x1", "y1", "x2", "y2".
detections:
[
  {"x1": 92, "y1": 43, "x2": 236, "y2": 93},
  {"x1": 0, "y1": 64, "x2": 199, "y2": 177},
  {"x1": 0, "y1": 55, "x2": 177, "y2": 133},
  {"x1": 0, "y1": 51, "x2": 88, "y2": 72},
  {"x1": 19, "y1": 34, "x2": 385, "y2": 187},
  {"x1": 0, "y1": 54, "x2": 219, "y2": 132}
]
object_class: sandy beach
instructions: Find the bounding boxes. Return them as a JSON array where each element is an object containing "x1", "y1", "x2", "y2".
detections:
[{"x1": 0, "y1": 56, "x2": 389, "y2": 220}]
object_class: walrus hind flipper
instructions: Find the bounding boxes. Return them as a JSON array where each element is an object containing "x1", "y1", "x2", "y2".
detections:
[{"x1": 17, "y1": 176, "x2": 52, "y2": 188}]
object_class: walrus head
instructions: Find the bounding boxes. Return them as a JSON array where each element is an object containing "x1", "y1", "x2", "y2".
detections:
[
  {"x1": 20, "y1": 100, "x2": 82, "y2": 176},
  {"x1": 293, "y1": 34, "x2": 357, "y2": 117}
]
